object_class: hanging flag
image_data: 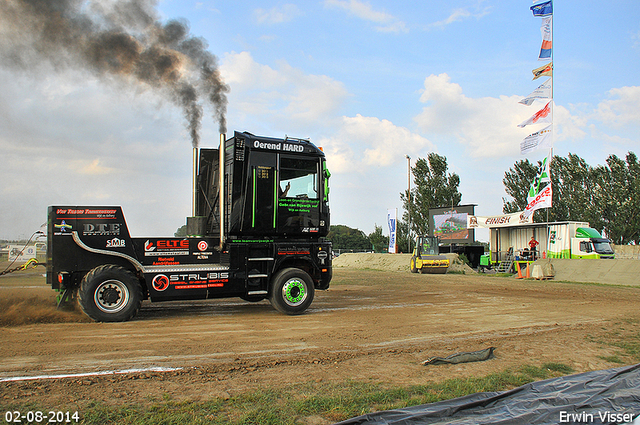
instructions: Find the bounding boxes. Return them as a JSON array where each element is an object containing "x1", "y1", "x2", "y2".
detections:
[
  {"x1": 527, "y1": 154, "x2": 552, "y2": 203},
  {"x1": 387, "y1": 208, "x2": 397, "y2": 253},
  {"x1": 538, "y1": 16, "x2": 552, "y2": 60},
  {"x1": 521, "y1": 125, "x2": 553, "y2": 155},
  {"x1": 532, "y1": 62, "x2": 553, "y2": 80},
  {"x1": 518, "y1": 101, "x2": 552, "y2": 127},
  {"x1": 519, "y1": 78, "x2": 552, "y2": 105},
  {"x1": 531, "y1": 0, "x2": 552, "y2": 17},
  {"x1": 523, "y1": 184, "x2": 552, "y2": 218}
]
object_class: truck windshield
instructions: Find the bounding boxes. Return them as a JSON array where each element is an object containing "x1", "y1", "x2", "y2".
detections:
[
  {"x1": 280, "y1": 158, "x2": 318, "y2": 199},
  {"x1": 593, "y1": 241, "x2": 614, "y2": 254}
]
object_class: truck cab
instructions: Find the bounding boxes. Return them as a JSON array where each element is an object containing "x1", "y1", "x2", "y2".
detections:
[
  {"x1": 190, "y1": 132, "x2": 330, "y2": 239},
  {"x1": 570, "y1": 227, "x2": 615, "y2": 259}
]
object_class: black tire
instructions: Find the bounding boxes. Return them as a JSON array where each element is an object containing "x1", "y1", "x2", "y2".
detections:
[
  {"x1": 268, "y1": 268, "x2": 314, "y2": 315},
  {"x1": 410, "y1": 256, "x2": 418, "y2": 273},
  {"x1": 78, "y1": 265, "x2": 142, "y2": 322}
]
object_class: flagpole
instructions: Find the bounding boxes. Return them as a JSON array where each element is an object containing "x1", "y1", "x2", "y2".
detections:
[{"x1": 548, "y1": 1, "x2": 553, "y2": 259}]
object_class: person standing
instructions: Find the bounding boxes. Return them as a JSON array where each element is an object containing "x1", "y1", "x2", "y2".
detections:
[{"x1": 529, "y1": 236, "x2": 539, "y2": 260}]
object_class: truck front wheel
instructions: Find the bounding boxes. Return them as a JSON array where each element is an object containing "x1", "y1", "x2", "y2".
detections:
[
  {"x1": 269, "y1": 268, "x2": 314, "y2": 315},
  {"x1": 78, "y1": 265, "x2": 142, "y2": 322}
]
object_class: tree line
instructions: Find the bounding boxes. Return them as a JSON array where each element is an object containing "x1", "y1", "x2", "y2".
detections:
[
  {"x1": 327, "y1": 224, "x2": 389, "y2": 253},
  {"x1": 395, "y1": 150, "x2": 639, "y2": 249}
]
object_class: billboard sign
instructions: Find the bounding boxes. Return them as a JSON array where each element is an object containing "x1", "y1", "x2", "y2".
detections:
[{"x1": 429, "y1": 205, "x2": 476, "y2": 244}]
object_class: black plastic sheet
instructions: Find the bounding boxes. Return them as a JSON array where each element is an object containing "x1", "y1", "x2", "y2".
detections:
[
  {"x1": 336, "y1": 364, "x2": 640, "y2": 425},
  {"x1": 423, "y1": 347, "x2": 496, "y2": 366}
]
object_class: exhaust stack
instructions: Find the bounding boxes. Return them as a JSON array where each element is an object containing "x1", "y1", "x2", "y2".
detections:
[
  {"x1": 219, "y1": 133, "x2": 226, "y2": 249},
  {"x1": 186, "y1": 147, "x2": 205, "y2": 237},
  {"x1": 192, "y1": 147, "x2": 198, "y2": 217}
]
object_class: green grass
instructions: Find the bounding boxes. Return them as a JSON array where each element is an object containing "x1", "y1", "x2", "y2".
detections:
[
  {"x1": 598, "y1": 355, "x2": 625, "y2": 364},
  {"x1": 586, "y1": 319, "x2": 640, "y2": 363},
  {"x1": 1, "y1": 363, "x2": 574, "y2": 425}
]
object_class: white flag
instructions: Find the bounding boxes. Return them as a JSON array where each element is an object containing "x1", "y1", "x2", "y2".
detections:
[
  {"x1": 519, "y1": 78, "x2": 552, "y2": 106},
  {"x1": 521, "y1": 125, "x2": 553, "y2": 155},
  {"x1": 518, "y1": 101, "x2": 552, "y2": 128},
  {"x1": 387, "y1": 209, "x2": 397, "y2": 253},
  {"x1": 523, "y1": 183, "x2": 552, "y2": 218}
]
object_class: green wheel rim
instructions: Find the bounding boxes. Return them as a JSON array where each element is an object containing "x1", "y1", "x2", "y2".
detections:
[{"x1": 282, "y1": 278, "x2": 307, "y2": 307}]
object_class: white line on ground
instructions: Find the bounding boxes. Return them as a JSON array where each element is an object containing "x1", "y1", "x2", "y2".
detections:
[{"x1": 0, "y1": 366, "x2": 183, "y2": 383}]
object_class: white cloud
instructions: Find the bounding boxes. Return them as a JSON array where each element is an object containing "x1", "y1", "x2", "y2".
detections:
[
  {"x1": 553, "y1": 103, "x2": 587, "y2": 143},
  {"x1": 431, "y1": 8, "x2": 471, "y2": 27},
  {"x1": 73, "y1": 158, "x2": 116, "y2": 175},
  {"x1": 220, "y1": 52, "x2": 432, "y2": 173},
  {"x1": 594, "y1": 86, "x2": 640, "y2": 127},
  {"x1": 415, "y1": 74, "x2": 524, "y2": 156},
  {"x1": 220, "y1": 51, "x2": 349, "y2": 127},
  {"x1": 428, "y1": 3, "x2": 491, "y2": 29},
  {"x1": 324, "y1": 0, "x2": 408, "y2": 33},
  {"x1": 254, "y1": 4, "x2": 302, "y2": 25},
  {"x1": 317, "y1": 114, "x2": 434, "y2": 173},
  {"x1": 344, "y1": 115, "x2": 433, "y2": 166},
  {"x1": 194, "y1": 3, "x2": 220, "y2": 14},
  {"x1": 414, "y1": 73, "x2": 587, "y2": 158}
]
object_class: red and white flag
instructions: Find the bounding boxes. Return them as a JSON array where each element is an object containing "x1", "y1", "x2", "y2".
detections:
[
  {"x1": 518, "y1": 101, "x2": 552, "y2": 128},
  {"x1": 523, "y1": 183, "x2": 552, "y2": 218}
]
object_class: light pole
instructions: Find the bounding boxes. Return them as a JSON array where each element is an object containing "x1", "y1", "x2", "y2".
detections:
[{"x1": 406, "y1": 155, "x2": 411, "y2": 253}]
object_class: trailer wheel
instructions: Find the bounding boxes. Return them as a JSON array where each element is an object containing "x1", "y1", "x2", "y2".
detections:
[
  {"x1": 268, "y1": 268, "x2": 314, "y2": 315},
  {"x1": 78, "y1": 265, "x2": 142, "y2": 322}
]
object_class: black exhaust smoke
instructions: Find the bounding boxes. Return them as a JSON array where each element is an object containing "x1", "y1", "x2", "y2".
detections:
[{"x1": 0, "y1": 0, "x2": 228, "y2": 146}]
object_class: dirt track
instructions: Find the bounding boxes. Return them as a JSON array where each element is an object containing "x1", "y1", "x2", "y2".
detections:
[{"x1": 2, "y1": 263, "x2": 640, "y2": 409}]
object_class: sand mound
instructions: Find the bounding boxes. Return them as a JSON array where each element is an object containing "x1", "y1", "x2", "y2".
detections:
[{"x1": 333, "y1": 253, "x2": 475, "y2": 274}]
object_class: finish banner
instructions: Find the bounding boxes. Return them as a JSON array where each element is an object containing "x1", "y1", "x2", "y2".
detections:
[{"x1": 467, "y1": 211, "x2": 533, "y2": 228}]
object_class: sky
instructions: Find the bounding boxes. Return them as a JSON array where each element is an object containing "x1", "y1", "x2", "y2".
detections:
[{"x1": 1, "y1": 0, "x2": 639, "y2": 242}]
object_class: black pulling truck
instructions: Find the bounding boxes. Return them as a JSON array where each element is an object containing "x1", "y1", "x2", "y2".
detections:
[{"x1": 47, "y1": 131, "x2": 332, "y2": 322}]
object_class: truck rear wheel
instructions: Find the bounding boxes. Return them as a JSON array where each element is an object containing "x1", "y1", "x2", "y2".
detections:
[
  {"x1": 268, "y1": 268, "x2": 314, "y2": 315},
  {"x1": 78, "y1": 265, "x2": 142, "y2": 322}
]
